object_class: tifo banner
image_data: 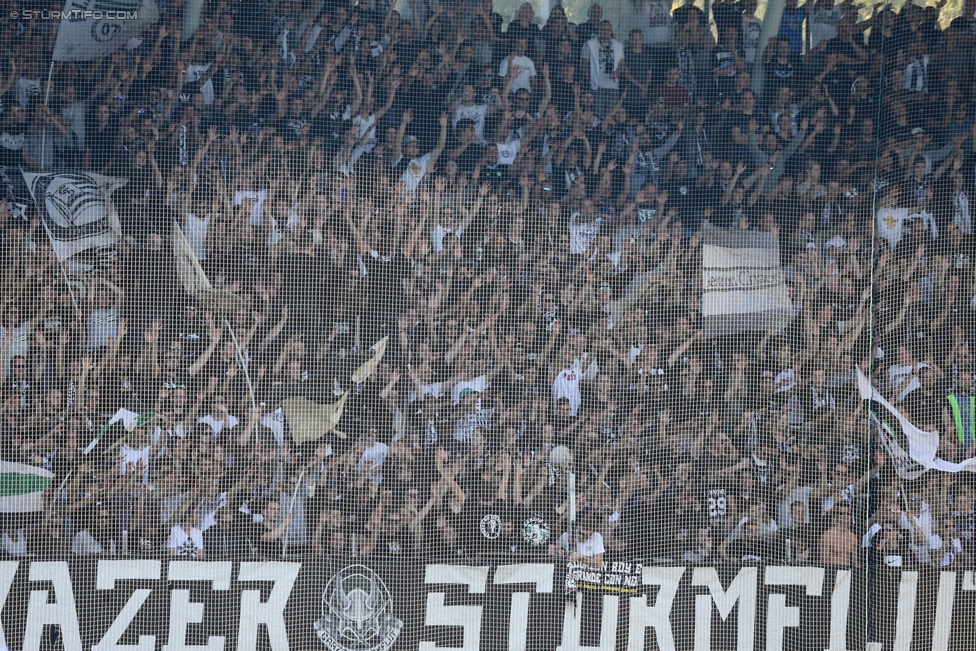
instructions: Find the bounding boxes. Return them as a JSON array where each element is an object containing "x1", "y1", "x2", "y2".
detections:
[
  {"x1": 701, "y1": 226, "x2": 794, "y2": 338},
  {"x1": 52, "y1": 0, "x2": 160, "y2": 61},
  {"x1": 0, "y1": 561, "x2": 974, "y2": 651},
  {"x1": 23, "y1": 171, "x2": 125, "y2": 261}
]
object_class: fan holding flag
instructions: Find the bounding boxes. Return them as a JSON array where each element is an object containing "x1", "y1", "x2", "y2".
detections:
[{"x1": 85, "y1": 407, "x2": 157, "y2": 457}]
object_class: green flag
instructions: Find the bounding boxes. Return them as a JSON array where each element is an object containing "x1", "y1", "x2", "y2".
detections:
[{"x1": 85, "y1": 409, "x2": 157, "y2": 455}]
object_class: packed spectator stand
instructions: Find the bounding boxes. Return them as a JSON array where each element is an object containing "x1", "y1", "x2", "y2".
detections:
[{"x1": 1, "y1": 0, "x2": 976, "y2": 597}]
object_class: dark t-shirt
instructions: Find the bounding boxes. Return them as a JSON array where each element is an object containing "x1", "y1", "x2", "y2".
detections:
[
  {"x1": 458, "y1": 496, "x2": 510, "y2": 559},
  {"x1": 673, "y1": 4, "x2": 706, "y2": 30},
  {"x1": 727, "y1": 536, "x2": 768, "y2": 564},
  {"x1": 449, "y1": 138, "x2": 483, "y2": 176},
  {"x1": 712, "y1": 2, "x2": 743, "y2": 40},
  {"x1": 248, "y1": 522, "x2": 283, "y2": 558},
  {"x1": 765, "y1": 56, "x2": 803, "y2": 94},
  {"x1": 510, "y1": 506, "x2": 554, "y2": 558}
]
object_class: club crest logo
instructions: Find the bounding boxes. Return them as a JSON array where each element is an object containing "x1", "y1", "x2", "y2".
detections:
[
  {"x1": 314, "y1": 565, "x2": 402, "y2": 651},
  {"x1": 522, "y1": 516, "x2": 550, "y2": 546},
  {"x1": 480, "y1": 513, "x2": 502, "y2": 539}
]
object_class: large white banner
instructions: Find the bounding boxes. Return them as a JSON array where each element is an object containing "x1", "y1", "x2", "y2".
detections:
[
  {"x1": 0, "y1": 561, "x2": 969, "y2": 651},
  {"x1": 701, "y1": 226, "x2": 794, "y2": 338},
  {"x1": 52, "y1": 0, "x2": 159, "y2": 62},
  {"x1": 23, "y1": 171, "x2": 125, "y2": 261}
]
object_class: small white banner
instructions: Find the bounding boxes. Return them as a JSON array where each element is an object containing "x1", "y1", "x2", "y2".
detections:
[{"x1": 701, "y1": 226, "x2": 794, "y2": 338}]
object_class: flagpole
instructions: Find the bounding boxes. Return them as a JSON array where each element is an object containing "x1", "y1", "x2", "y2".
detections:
[
  {"x1": 46, "y1": 469, "x2": 74, "y2": 515},
  {"x1": 224, "y1": 318, "x2": 258, "y2": 414},
  {"x1": 56, "y1": 469, "x2": 73, "y2": 495},
  {"x1": 59, "y1": 261, "x2": 82, "y2": 314},
  {"x1": 41, "y1": 60, "x2": 55, "y2": 171},
  {"x1": 282, "y1": 469, "x2": 305, "y2": 559}
]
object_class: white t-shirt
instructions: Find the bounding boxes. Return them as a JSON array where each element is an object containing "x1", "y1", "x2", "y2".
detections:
[
  {"x1": 742, "y1": 15, "x2": 763, "y2": 63},
  {"x1": 70, "y1": 529, "x2": 111, "y2": 556},
  {"x1": 577, "y1": 531, "x2": 605, "y2": 558},
  {"x1": 492, "y1": 137, "x2": 521, "y2": 166},
  {"x1": 87, "y1": 306, "x2": 119, "y2": 349},
  {"x1": 167, "y1": 525, "x2": 205, "y2": 557},
  {"x1": 431, "y1": 224, "x2": 463, "y2": 254},
  {"x1": 876, "y1": 208, "x2": 936, "y2": 251},
  {"x1": 552, "y1": 362, "x2": 583, "y2": 415},
  {"x1": 900, "y1": 506, "x2": 939, "y2": 550},
  {"x1": 261, "y1": 408, "x2": 286, "y2": 448},
  {"x1": 233, "y1": 190, "x2": 267, "y2": 226},
  {"x1": 498, "y1": 55, "x2": 537, "y2": 93},
  {"x1": 569, "y1": 213, "x2": 603, "y2": 255},
  {"x1": 453, "y1": 103, "x2": 489, "y2": 143},
  {"x1": 399, "y1": 153, "x2": 432, "y2": 193},
  {"x1": 352, "y1": 114, "x2": 378, "y2": 150},
  {"x1": 0, "y1": 322, "x2": 31, "y2": 374},
  {"x1": 359, "y1": 441, "x2": 390, "y2": 474}
]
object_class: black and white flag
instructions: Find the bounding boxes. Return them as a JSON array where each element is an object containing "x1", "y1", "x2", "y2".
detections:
[
  {"x1": 857, "y1": 368, "x2": 976, "y2": 477},
  {"x1": 52, "y1": 0, "x2": 159, "y2": 61},
  {"x1": 701, "y1": 226, "x2": 794, "y2": 338},
  {"x1": 23, "y1": 172, "x2": 125, "y2": 261}
]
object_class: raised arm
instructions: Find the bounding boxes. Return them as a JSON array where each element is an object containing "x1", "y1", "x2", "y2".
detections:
[{"x1": 429, "y1": 113, "x2": 450, "y2": 168}]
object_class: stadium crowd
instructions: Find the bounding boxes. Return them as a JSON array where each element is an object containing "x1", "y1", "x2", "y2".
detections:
[{"x1": 1, "y1": 0, "x2": 976, "y2": 583}]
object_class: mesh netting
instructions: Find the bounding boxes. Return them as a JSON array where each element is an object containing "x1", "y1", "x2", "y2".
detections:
[{"x1": 1, "y1": 0, "x2": 976, "y2": 649}]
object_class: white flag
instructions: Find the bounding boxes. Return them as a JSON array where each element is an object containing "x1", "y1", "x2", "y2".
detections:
[
  {"x1": 171, "y1": 220, "x2": 244, "y2": 313},
  {"x1": 857, "y1": 368, "x2": 976, "y2": 476},
  {"x1": 52, "y1": 0, "x2": 159, "y2": 62},
  {"x1": 701, "y1": 226, "x2": 794, "y2": 338},
  {"x1": 351, "y1": 337, "x2": 389, "y2": 384},
  {"x1": 282, "y1": 395, "x2": 349, "y2": 445},
  {"x1": 172, "y1": 220, "x2": 212, "y2": 295},
  {"x1": 23, "y1": 171, "x2": 125, "y2": 261}
]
